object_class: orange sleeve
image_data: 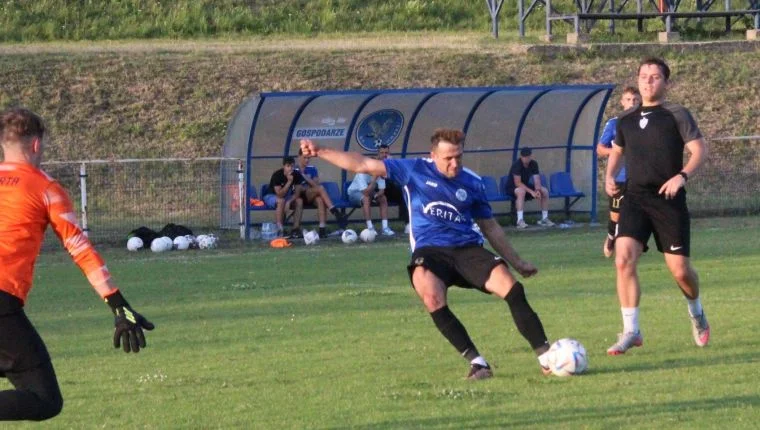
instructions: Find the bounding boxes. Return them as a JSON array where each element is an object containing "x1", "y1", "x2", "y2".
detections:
[{"x1": 45, "y1": 182, "x2": 119, "y2": 299}]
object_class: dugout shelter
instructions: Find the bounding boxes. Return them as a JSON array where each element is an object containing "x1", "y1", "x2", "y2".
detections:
[{"x1": 222, "y1": 85, "x2": 615, "y2": 239}]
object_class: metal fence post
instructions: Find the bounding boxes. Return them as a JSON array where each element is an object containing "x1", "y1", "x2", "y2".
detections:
[
  {"x1": 237, "y1": 159, "x2": 245, "y2": 240},
  {"x1": 79, "y1": 162, "x2": 89, "y2": 236}
]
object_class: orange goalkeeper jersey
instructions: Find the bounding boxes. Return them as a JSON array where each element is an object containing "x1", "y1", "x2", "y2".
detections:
[{"x1": 0, "y1": 162, "x2": 117, "y2": 304}]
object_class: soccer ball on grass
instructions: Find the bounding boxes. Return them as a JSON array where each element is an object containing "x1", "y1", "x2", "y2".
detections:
[
  {"x1": 547, "y1": 338, "x2": 588, "y2": 376},
  {"x1": 359, "y1": 228, "x2": 377, "y2": 243},
  {"x1": 126, "y1": 237, "x2": 143, "y2": 251},
  {"x1": 341, "y1": 229, "x2": 358, "y2": 244}
]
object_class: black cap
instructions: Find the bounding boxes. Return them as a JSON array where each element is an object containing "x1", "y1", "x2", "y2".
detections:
[{"x1": 520, "y1": 148, "x2": 532, "y2": 156}]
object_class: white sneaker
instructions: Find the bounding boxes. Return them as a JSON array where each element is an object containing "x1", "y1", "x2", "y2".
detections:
[
  {"x1": 690, "y1": 312, "x2": 710, "y2": 347},
  {"x1": 381, "y1": 227, "x2": 396, "y2": 236},
  {"x1": 607, "y1": 331, "x2": 643, "y2": 355},
  {"x1": 537, "y1": 218, "x2": 555, "y2": 227},
  {"x1": 516, "y1": 219, "x2": 529, "y2": 229}
]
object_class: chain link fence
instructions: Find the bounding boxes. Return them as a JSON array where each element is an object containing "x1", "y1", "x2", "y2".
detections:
[
  {"x1": 41, "y1": 158, "x2": 241, "y2": 248},
  {"x1": 35, "y1": 137, "x2": 759, "y2": 249},
  {"x1": 595, "y1": 136, "x2": 760, "y2": 218}
]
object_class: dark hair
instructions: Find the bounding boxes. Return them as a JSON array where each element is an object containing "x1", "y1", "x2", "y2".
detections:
[
  {"x1": 430, "y1": 128, "x2": 465, "y2": 147},
  {"x1": 297, "y1": 148, "x2": 303, "y2": 155},
  {"x1": 520, "y1": 147, "x2": 532, "y2": 157},
  {"x1": 0, "y1": 107, "x2": 46, "y2": 144},
  {"x1": 622, "y1": 86, "x2": 640, "y2": 95},
  {"x1": 639, "y1": 57, "x2": 670, "y2": 81},
  {"x1": 378, "y1": 144, "x2": 389, "y2": 150},
  {"x1": 282, "y1": 156, "x2": 295, "y2": 165}
]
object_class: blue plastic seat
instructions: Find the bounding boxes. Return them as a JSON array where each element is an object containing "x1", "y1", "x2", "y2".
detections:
[{"x1": 482, "y1": 176, "x2": 511, "y2": 202}]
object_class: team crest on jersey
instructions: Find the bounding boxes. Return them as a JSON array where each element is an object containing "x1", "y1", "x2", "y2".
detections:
[
  {"x1": 639, "y1": 118, "x2": 648, "y2": 129},
  {"x1": 355, "y1": 109, "x2": 404, "y2": 151},
  {"x1": 455, "y1": 189, "x2": 467, "y2": 202}
]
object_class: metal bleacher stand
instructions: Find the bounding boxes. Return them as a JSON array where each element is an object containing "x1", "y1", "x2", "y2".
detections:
[
  {"x1": 543, "y1": 0, "x2": 760, "y2": 43},
  {"x1": 498, "y1": 0, "x2": 759, "y2": 42}
]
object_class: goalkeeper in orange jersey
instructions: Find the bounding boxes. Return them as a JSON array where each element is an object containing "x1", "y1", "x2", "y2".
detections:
[{"x1": 0, "y1": 107, "x2": 155, "y2": 421}]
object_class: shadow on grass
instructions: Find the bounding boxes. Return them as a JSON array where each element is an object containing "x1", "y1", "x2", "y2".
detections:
[{"x1": 334, "y1": 394, "x2": 760, "y2": 429}]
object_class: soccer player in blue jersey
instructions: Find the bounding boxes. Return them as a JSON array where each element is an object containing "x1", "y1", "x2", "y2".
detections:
[
  {"x1": 301, "y1": 129, "x2": 552, "y2": 379},
  {"x1": 597, "y1": 86, "x2": 641, "y2": 257}
]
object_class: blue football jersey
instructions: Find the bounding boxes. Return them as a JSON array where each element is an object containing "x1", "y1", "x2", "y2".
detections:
[
  {"x1": 599, "y1": 117, "x2": 626, "y2": 182},
  {"x1": 384, "y1": 158, "x2": 492, "y2": 251}
]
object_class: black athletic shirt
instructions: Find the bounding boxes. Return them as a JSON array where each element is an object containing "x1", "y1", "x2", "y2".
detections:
[
  {"x1": 616, "y1": 102, "x2": 702, "y2": 194},
  {"x1": 268, "y1": 168, "x2": 305, "y2": 195}
]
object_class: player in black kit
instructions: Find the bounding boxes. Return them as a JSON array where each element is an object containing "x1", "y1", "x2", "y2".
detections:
[{"x1": 604, "y1": 57, "x2": 710, "y2": 355}]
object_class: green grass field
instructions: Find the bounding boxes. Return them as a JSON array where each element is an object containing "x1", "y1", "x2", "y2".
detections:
[{"x1": 5, "y1": 216, "x2": 759, "y2": 428}]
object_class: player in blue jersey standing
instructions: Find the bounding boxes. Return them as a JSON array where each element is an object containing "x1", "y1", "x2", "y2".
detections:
[
  {"x1": 301, "y1": 129, "x2": 552, "y2": 379},
  {"x1": 597, "y1": 86, "x2": 641, "y2": 257}
]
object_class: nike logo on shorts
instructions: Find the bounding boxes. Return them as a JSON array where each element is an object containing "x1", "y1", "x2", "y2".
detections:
[{"x1": 670, "y1": 245, "x2": 683, "y2": 251}]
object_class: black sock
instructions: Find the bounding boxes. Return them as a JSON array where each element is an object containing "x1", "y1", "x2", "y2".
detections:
[
  {"x1": 607, "y1": 220, "x2": 617, "y2": 238},
  {"x1": 430, "y1": 306, "x2": 480, "y2": 361},
  {"x1": 505, "y1": 282, "x2": 549, "y2": 353}
]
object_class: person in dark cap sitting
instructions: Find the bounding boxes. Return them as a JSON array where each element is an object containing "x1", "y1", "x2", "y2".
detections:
[{"x1": 504, "y1": 148, "x2": 554, "y2": 229}]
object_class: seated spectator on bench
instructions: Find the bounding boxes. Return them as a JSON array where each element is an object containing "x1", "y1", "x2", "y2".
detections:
[
  {"x1": 264, "y1": 156, "x2": 305, "y2": 238},
  {"x1": 505, "y1": 148, "x2": 554, "y2": 229},
  {"x1": 378, "y1": 144, "x2": 410, "y2": 233},
  {"x1": 296, "y1": 149, "x2": 347, "y2": 237},
  {"x1": 347, "y1": 146, "x2": 396, "y2": 236}
]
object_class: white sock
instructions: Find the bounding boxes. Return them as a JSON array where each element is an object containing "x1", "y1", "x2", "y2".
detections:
[
  {"x1": 470, "y1": 356, "x2": 488, "y2": 367},
  {"x1": 621, "y1": 307, "x2": 640, "y2": 334},
  {"x1": 319, "y1": 222, "x2": 326, "y2": 227},
  {"x1": 537, "y1": 350, "x2": 551, "y2": 368},
  {"x1": 517, "y1": 211, "x2": 524, "y2": 222},
  {"x1": 381, "y1": 219, "x2": 388, "y2": 229},
  {"x1": 687, "y1": 298, "x2": 703, "y2": 318},
  {"x1": 542, "y1": 210, "x2": 549, "y2": 219},
  {"x1": 366, "y1": 220, "x2": 374, "y2": 229}
]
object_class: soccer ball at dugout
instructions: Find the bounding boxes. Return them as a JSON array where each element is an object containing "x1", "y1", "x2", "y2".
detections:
[
  {"x1": 304, "y1": 230, "x2": 319, "y2": 245},
  {"x1": 359, "y1": 228, "x2": 377, "y2": 243},
  {"x1": 547, "y1": 338, "x2": 588, "y2": 377},
  {"x1": 150, "y1": 238, "x2": 168, "y2": 253},
  {"x1": 198, "y1": 234, "x2": 218, "y2": 249},
  {"x1": 126, "y1": 237, "x2": 143, "y2": 251},
  {"x1": 173, "y1": 236, "x2": 190, "y2": 250},
  {"x1": 341, "y1": 229, "x2": 358, "y2": 244}
]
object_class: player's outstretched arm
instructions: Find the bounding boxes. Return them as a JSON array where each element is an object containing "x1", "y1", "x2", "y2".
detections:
[
  {"x1": 476, "y1": 218, "x2": 538, "y2": 278},
  {"x1": 105, "y1": 290, "x2": 155, "y2": 353},
  {"x1": 300, "y1": 139, "x2": 387, "y2": 177},
  {"x1": 44, "y1": 182, "x2": 155, "y2": 353}
]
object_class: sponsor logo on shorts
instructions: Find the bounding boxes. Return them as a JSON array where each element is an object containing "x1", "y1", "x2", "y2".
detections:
[
  {"x1": 670, "y1": 245, "x2": 683, "y2": 251},
  {"x1": 414, "y1": 257, "x2": 424, "y2": 265}
]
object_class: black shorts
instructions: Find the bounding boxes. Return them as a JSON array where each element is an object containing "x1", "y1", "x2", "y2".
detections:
[
  {"x1": 609, "y1": 182, "x2": 626, "y2": 214},
  {"x1": 0, "y1": 292, "x2": 52, "y2": 376},
  {"x1": 617, "y1": 190, "x2": 690, "y2": 256},
  {"x1": 406, "y1": 245, "x2": 506, "y2": 292}
]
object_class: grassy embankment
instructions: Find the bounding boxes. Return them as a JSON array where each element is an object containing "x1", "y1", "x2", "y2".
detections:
[{"x1": 2, "y1": 0, "x2": 756, "y2": 42}]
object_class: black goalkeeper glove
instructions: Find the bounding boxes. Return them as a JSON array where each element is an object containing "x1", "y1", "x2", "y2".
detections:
[{"x1": 105, "y1": 291, "x2": 155, "y2": 353}]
